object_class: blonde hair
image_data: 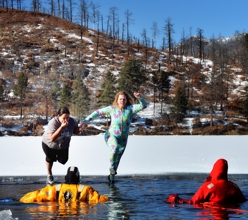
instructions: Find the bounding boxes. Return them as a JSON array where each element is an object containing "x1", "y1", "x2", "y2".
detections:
[{"x1": 112, "y1": 91, "x2": 133, "y2": 107}]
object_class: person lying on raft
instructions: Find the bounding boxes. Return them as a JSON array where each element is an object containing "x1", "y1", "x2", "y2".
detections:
[
  {"x1": 20, "y1": 166, "x2": 109, "y2": 204},
  {"x1": 166, "y1": 158, "x2": 247, "y2": 207}
]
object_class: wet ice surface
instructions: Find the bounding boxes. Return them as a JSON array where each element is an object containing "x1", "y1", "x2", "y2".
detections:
[{"x1": 1, "y1": 174, "x2": 248, "y2": 219}]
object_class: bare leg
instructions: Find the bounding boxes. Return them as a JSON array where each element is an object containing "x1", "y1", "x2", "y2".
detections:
[{"x1": 46, "y1": 161, "x2": 53, "y2": 175}]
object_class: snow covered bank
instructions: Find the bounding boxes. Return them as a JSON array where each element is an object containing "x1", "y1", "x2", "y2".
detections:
[{"x1": 0, "y1": 135, "x2": 248, "y2": 176}]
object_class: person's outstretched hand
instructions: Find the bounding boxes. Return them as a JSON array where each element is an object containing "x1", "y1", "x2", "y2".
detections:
[
  {"x1": 79, "y1": 123, "x2": 87, "y2": 132},
  {"x1": 166, "y1": 194, "x2": 180, "y2": 203},
  {"x1": 133, "y1": 92, "x2": 141, "y2": 99},
  {"x1": 166, "y1": 194, "x2": 190, "y2": 204}
]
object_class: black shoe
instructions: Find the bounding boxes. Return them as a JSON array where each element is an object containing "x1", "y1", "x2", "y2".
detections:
[{"x1": 108, "y1": 175, "x2": 115, "y2": 184}]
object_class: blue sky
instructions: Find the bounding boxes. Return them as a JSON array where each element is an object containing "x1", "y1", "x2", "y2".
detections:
[{"x1": 23, "y1": 0, "x2": 247, "y2": 49}]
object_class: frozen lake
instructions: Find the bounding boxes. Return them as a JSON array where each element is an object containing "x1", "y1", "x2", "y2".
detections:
[{"x1": 0, "y1": 135, "x2": 248, "y2": 176}]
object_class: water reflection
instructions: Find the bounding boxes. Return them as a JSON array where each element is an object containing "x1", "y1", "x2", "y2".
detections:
[
  {"x1": 167, "y1": 202, "x2": 248, "y2": 219},
  {"x1": 1, "y1": 175, "x2": 248, "y2": 219},
  {"x1": 197, "y1": 203, "x2": 248, "y2": 219},
  {"x1": 197, "y1": 208, "x2": 231, "y2": 219},
  {"x1": 107, "y1": 184, "x2": 130, "y2": 219},
  {"x1": 22, "y1": 201, "x2": 106, "y2": 219}
]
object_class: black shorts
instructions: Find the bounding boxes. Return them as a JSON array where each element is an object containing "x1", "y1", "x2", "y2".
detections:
[{"x1": 42, "y1": 142, "x2": 69, "y2": 164}]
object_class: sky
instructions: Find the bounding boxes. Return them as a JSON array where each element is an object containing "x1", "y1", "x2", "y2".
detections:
[{"x1": 22, "y1": 0, "x2": 248, "y2": 49}]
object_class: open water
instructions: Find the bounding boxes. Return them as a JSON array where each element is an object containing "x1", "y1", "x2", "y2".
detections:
[{"x1": 1, "y1": 174, "x2": 248, "y2": 219}]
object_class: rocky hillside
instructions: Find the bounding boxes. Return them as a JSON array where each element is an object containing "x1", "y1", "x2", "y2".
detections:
[{"x1": 0, "y1": 7, "x2": 248, "y2": 136}]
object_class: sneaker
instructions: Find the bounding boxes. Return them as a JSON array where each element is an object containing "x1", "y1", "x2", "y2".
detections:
[{"x1": 46, "y1": 175, "x2": 54, "y2": 185}]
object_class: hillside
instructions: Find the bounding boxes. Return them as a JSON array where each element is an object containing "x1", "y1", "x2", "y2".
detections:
[{"x1": 0, "y1": 7, "x2": 248, "y2": 136}]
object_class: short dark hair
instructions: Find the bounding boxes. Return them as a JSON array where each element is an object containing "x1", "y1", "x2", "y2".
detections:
[{"x1": 58, "y1": 107, "x2": 70, "y2": 116}]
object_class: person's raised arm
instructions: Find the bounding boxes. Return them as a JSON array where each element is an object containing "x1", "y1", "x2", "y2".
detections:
[
  {"x1": 83, "y1": 106, "x2": 113, "y2": 124},
  {"x1": 132, "y1": 92, "x2": 147, "y2": 113}
]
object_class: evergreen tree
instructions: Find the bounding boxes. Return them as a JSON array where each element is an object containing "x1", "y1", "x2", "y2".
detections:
[
  {"x1": 51, "y1": 80, "x2": 61, "y2": 111},
  {"x1": 59, "y1": 83, "x2": 72, "y2": 109},
  {"x1": 97, "y1": 71, "x2": 116, "y2": 107},
  {"x1": 157, "y1": 70, "x2": 171, "y2": 113},
  {"x1": 72, "y1": 75, "x2": 90, "y2": 120},
  {"x1": 0, "y1": 83, "x2": 3, "y2": 101},
  {"x1": 240, "y1": 34, "x2": 248, "y2": 80},
  {"x1": 170, "y1": 86, "x2": 188, "y2": 123},
  {"x1": 242, "y1": 86, "x2": 248, "y2": 122},
  {"x1": 151, "y1": 71, "x2": 159, "y2": 115},
  {"x1": 14, "y1": 72, "x2": 28, "y2": 119},
  {"x1": 0, "y1": 83, "x2": 3, "y2": 117},
  {"x1": 118, "y1": 59, "x2": 147, "y2": 95}
]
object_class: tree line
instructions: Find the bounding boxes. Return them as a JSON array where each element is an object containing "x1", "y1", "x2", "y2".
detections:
[
  {"x1": 1, "y1": 2, "x2": 248, "y2": 127},
  {"x1": 2, "y1": 0, "x2": 248, "y2": 73},
  {"x1": 10, "y1": 59, "x2": 194, "y2": 124}
]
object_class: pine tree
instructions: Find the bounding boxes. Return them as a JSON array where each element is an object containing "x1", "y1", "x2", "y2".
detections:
[
  {"x1": 97, "y1": 71, "x2": 116, "y2": 107},
  {"x1": 157, "y1": 70, "x2": 171, "y2": 113},
  {"x1": 51, "y1": 80, "x2": 61, "y2": 111},
  {"x1": 242, "y1": 86, "x2": 248, "y2": 122},
  {"x1": 170, "y1": 86, "x2": 188, "y2": 123},
  {"x1": 59, "y1": 83, "x2": 72, "y2": 109},
  {"x1": 151, "y1": 71, "x2": 159, "y2": 116},
  {"x1": 72, "y1": 75, "x2": 90, "y2": 120},
  {"x1": 0, "y1": 83, "x2": 3, "y2": 101},
  {"x1": 118, "y1": 59, "x2": 147, "y2": 95},
  {"x1": 14, "y1": 72, "x2": 28, "y2": 119}
]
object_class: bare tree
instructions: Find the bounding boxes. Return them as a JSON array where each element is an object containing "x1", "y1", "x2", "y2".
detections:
[
  {"x1": 163, "y1": 17, "x2": 175, "y2": 62},
  {"x1": 49, "y1": 0, "x2": 55, "y2": 16},
  {"x1": 89, "y1": 1, "x2": 100, "y2": 30},
  {"x1": 81, "y1": 0, "x2": 88, "y2": 27},
  {"x1": 161, "y1": 37, "x2": 166, "y2": 50},
  {"x1": 196, "y1": 28, "x2": 204, "y2": 61},
  {"x1": 16, "y1": 0, "x2": 23, "y2": 10},
  {"x1": 66, "y1": 0, "x2": 73, "y2": 22},
  {"x1": 10, "y1": 0, "x2": 14, "y2": 9},
  {"x1": 78, "y1": 0, "x2": 88, "y2": 39},
  {"x1": 31, "y1": 0, "x2": 37, "y2": 11},
  {"x1": 150, "y1": 21, "x2": 160, "y2": 49},
  {"x1": 57, "y1": 0, "x2": 60, "y2": 17},
  {"x1": 240, "y1": 34, "x2": 248, "y2": 80},
  {"x1": 189, "y1": 27, "x2": 193, "y2": 56},
  {"x1": 209, "y1": 35, "x2": 230, "y2": 111},
  {"x1": 106, "y1": 15, "x2": 110, "y2": 35},
  {"x1": 109, "y1": 6, "x2": 118, "y2": 38},
  {"x1": 121, "y1": 22, "x2": 125, "y2": 44},
  {"x1": 61, "y1": 0, "x2": 65, "y2": 19},
  {"x1": 141, "y1": 28, "x2": 149, "y2": 68},
  {"x1": 100, "y1": 14, "x2": 104, "y2": 32},
  {"x1": 124, "y1": 9, "x2": 133, "y2": 43},
  {"x1": 141, "y1": 28, "x2": 148, "y2": 46},
  {"x1": 108, "y1": 6, "x2": 119, "y2": 58},
  {"x1": 180, "y1": 28, "x2": 187, "y2": 56},
  {"x1": 185, "y1": 62, "x2": 203, "y2": 101},
  {"x1": 4, "y1": 0, "x2": 8, "y2": 10}
]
